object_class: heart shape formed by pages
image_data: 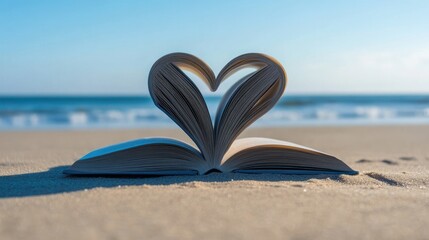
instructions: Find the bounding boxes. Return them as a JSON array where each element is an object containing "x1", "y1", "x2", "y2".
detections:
[
  {"x1": 148, "y1": 53, "x2": 287, "y2": 168},
  {"x1": 64, "y1": 52, "x2": 357, "y2": 176}
]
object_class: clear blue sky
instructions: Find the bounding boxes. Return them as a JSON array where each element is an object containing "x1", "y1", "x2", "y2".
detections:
[{"x1": 1, "y1": 0, "x2": 429, "y2": 95}]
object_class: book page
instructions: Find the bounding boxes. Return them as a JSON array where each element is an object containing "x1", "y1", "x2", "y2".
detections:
[
  {"x1": 219, "y1": 137, "x2": 356, "y2": 174},
  {"x1": 81, "y1": 137, "x2": 200, "y2": 160},
  {"x1": 221, "y1": 137, "x2": 328, "y2": 164},
  {"x1": 65, "y1": 137, "x2": 209, "y2": 176}
]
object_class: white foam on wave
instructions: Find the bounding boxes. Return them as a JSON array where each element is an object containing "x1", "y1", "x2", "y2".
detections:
[
  {"x1": 264, "y1": 110, "x2": 302, "y2": 121},
  {"x1": 315, "y1": 109, "x2": 338, "y2": 120},
  {"x1": 11, "y1": 114, "x2": 40, "y2": 126},
  {"x1": 89, "y1": 108, "x2": 169, "y2": 124},
  {"x1": 105, "y1": 110, "x2": 126, "y2": 121},
  {"x1": 424, "y1": 108, "x2": 429, "y2": 117},
  {"x1": 130, "y1": 108, "x2": 166, "y2": 119},
  {"x1": 28, "y1": 114, "x2": 40, "y2": 126},
  {"x1": 69, "y1": 112, "x2": 88, "y2": 125},
  {"x1": 355, "y1": 107, "x2": 395, "y2": 119},
  {"x1": 11, "y1": 115, "x2": 26, "y2": 126}
]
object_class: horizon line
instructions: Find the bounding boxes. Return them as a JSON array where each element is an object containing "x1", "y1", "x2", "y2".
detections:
[{"x1": 1, "y1": 92, "x2": 429, "y2": 98}]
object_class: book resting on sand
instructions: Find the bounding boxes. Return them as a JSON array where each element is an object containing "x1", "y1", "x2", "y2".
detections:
[{"x1": 64, "y1": 53, "x2": 358, "y2": 176}]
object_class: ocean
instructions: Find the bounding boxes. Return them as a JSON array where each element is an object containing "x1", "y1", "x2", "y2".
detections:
[{"x1": 1, "y1": 95, "x2": 429, "y2": 130}]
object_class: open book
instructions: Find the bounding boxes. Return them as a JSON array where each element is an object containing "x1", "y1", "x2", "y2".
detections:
[{"x1": 64, "y1": 53, "x2": 357, "y2": 176}]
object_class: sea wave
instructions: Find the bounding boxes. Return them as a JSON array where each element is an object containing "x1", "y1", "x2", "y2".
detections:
[
  {"x1": 1, "y1": 95, "x2": 429, "y2": 129},
  {"x1": 1, "y1": 106, "x2": 428, "y2": 129}
]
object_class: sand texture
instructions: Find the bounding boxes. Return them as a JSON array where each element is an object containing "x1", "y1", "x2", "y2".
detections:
[{"x1": 1, "y1": 125, "x2": 429, "y2": 240}]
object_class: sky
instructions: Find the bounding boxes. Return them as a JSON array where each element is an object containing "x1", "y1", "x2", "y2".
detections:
[{"x1": 1, "y1": 0, "x2": 429, "y2": 95}]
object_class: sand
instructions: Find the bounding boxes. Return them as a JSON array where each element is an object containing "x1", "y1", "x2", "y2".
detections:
[{"x1": 0, "y1": 125, "x2": 428, "y2": 240}]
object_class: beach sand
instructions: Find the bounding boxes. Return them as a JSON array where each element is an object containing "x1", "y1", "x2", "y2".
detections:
[{"x1": 1, "y1": 125, "x2": 428, "y2": 240}]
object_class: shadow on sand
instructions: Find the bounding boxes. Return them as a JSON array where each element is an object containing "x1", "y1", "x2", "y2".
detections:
[{"x1": 0, "y1": 166, "x2": 340, "y2": 198}]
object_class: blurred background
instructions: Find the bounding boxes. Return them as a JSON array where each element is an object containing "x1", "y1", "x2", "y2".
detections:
[{"x1": 1, "y1": 0, "x2": 429, "y2": 130}]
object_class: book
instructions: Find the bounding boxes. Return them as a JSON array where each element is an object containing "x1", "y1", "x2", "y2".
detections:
[{"x1": 64, "y1": 53, "x2": 358, "y2": 176}]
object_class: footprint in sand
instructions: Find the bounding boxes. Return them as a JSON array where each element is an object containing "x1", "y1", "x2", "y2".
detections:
[
  {"x1": 0, "y1": 162, "x2": 23, "y2": 167},
  {"x1": 381, "y1": 159, "x2": 398, "y2": 165},
  {"x1": 355, "y1": 159, "x2": 399, "y2": 165},
  {"x1": 365, "y1": 172, "x2": 404, "y2": 186},
  {"x1": 399, "y1": 156, "x2": 417, "y2": 161},
  {"x1": 355, "y1": 159, "x2": 374, "y2": 163}
]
